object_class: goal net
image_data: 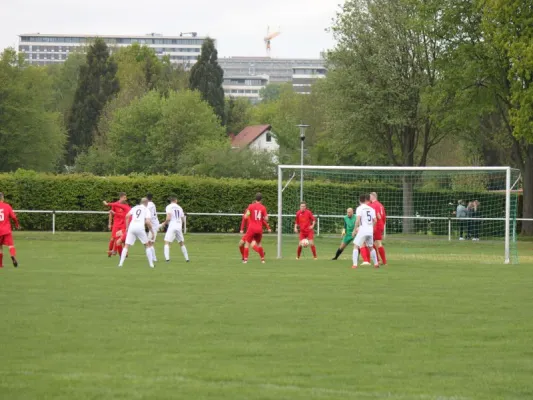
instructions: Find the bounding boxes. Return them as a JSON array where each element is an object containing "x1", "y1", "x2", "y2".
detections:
[{"x1": 277, "y1": 166, "x2": 521, "y2": 264}]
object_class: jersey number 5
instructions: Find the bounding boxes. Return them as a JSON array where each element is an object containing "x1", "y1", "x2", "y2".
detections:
[
  {"x1": 0, "y1": 209, "x2": 4, "y2": 222},
  {"x1": 366, "y1": 211, "x2": 372, "y2": 222},
  {"x1": 254, "y1": 210, "x2": 262, "y2": 221}
]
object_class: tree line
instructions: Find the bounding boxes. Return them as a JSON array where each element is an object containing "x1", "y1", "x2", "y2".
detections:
[{"x1": 0, "y1": 0, "x2": 532, "y2": 234}]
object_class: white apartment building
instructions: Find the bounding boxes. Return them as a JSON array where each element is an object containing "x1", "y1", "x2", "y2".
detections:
[
  {"x1": 18, "y1": 33, "x2": 209, "y2": 67},
  {"x1": 292, "y1": 66, "x2": 327, "y2": 94},
  {"x1": 223, "y1": 75, "x2": 269, "y2": 104}
]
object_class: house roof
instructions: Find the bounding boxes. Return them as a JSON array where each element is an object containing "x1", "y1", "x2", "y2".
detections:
[{"x1": 231, "y1": 125, "x2": 272, "y2": 148}]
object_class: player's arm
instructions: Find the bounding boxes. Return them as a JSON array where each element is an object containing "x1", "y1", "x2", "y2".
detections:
[
  {"x1": 240, "y1": 211, "x2": 247, "y2": 234},
  {"x1": 161, "y1": 211, "x2": 172, "y2": 228},
  {"x1": 125, "y1": 210, "x2": 132, "y2": 232},
  {"x1": 294, "y1": 214, "x2": 299, "y2": 233},
  {"x1": 145, "y1": 218, "x2": 154, "y2": 235},
  {"x1": 181, "y1": 214, "x2": 186, "y2": 231},
  {"x1": 9, "y1": 208, "x2": 20, "y2": 229},
  {"x1": 309, "y1": 211, "x2": 316, "y2": 230},
  {"x1": 342, "y1": 219, "x2": 347, "y2": 237},
  {"x1": 262, "y1": 219, "x2": 271, "y2": 232},
  {"x1": 352, "y1": 216, "x2": 361, "y2": 237}
]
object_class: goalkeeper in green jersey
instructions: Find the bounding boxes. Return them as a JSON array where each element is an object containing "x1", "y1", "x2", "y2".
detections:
[{"x1": 332, "y1": 208, "x2": 357, "y2": 260}]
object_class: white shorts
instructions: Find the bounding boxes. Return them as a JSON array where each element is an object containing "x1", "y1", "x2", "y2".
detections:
[
  {"x1": 125, "y1": 226, "x2": 149, "y2": 246},
  {"x1": 164, "y1": 226, "x2": 184, "y2": 243},
  {"x1": 354, "y1": 231, "x2": 374, "y2": 248},
  {"x1": 148, "y1": 224, "x2": 159, "y2": 242}
]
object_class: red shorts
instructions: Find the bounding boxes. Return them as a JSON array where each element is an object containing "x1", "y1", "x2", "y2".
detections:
[
  {"x1": 373, "y1": 226, "x2": 384, "y2": 241},
  {"x1": 244, "y1": 231, "x2": 263, "y2": 244},
  {"x1": 0, "y1": 233, "x2": 14, "y2": 247},
  {"x1": 299, "y1": 230, "x2": 314, "y2": 241}
]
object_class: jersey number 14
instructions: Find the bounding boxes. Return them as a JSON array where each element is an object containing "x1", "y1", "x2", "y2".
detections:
[
  {"x1": 0, "y1": 209, "x2": 4, "y2": 222},
  {"x1": 254, "y1": 210, "x2": 262, "y2": 221}
]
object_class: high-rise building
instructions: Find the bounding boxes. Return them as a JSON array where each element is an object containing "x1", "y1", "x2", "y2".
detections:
[
  {"x1": 223, "y1": 75, "x2": 269, "y2": 104},
  {"x1": 292, "y1": 66, "x2": 327, "y2": 94},
  {"x1": 18, "y1": 33, "x2": 209, "y2": 67}
]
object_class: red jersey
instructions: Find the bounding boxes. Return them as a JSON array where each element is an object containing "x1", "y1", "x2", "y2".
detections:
[
  {"x1": 370, "y1": 201, "x2": 386, "y2": 228},
  {"x1": 295, "y1": 209, "x2": 315, "y2": 232},
  {"x1": 240, "y1": 210, "x2": 271, "y2": 231},
  {"x1": 245, "y1": 202, "x2": 268, "y2": 232},
  {"x1": 0, "y1": 202, "x2": 19, "y2": 235},
  {"x1": 110, "y1": 202, "x2": 131, "y2": 228}
]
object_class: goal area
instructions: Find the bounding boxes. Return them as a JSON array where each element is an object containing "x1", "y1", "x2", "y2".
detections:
[{"x1": 277, "y1": 166, "x2": 521, "y2": 264}]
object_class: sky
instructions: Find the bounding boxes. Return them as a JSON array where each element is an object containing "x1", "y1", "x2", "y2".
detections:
[{"x1": 0, "y1": 0, "x2": 341, "y2": 59}]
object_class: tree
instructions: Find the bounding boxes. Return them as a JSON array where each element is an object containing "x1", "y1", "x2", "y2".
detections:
[
  {"x1": 0, "y1": 49, "x2": 66, "y2": 172},
  {"x1": 259, "y1": 83, "x2": 283, "y2": 103},
  {"x1": 189, "y1": 38, "x2": 225, "y2": 122},
  {"x1": 66, "y1": 38, "x2": 119, "y2": 165},
  {"x1": 225, "y1": 97, "x2": 252, "y2": 134}
]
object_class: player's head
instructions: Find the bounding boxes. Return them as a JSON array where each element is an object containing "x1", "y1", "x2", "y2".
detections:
[
  {"x1": 0, "y1": 192, "x2": 4, "y2": 202},
  {"x1": 347, "y1": 207, "x2": 354, "y2": 217},
  {"x1": 300, "y1": 202, "x2": 307, "y2": 211},
  {"x1": 141, "y1": 197, "x2": 148, "y2": 206},
  {"x1": 370, "y1": 192, "x2": 378, "y2": 202},
  {"x1": 119, "y1": 192, "x2": 127, "y2": 202},
  {"x1": 359, "y1": 194, "x2": 367, "y2": 204},
  {"x1": 255, "y1": 192, "x2": 262, "y2": 202},
  {"x1": 169, "y1": 194, "x2": 178, "y2": 203},
  {"x1": 458, "y1": 199, "x2": 464, "y2": 205},
  {"x1": 146, "y1": 193, "x2": 153, "y2": 201}
]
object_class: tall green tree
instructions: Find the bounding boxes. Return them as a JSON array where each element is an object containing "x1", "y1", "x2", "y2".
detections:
[
  {"x1": 189, "y1": 38, "x2": 225, "y2": 122},
  {"x1": 66, "y1": 38, "x2": 119, "y2": 165},
  {"x1": 225, "y1": 97, "x2": 252, "y2": 134},
  {"x1": 0, "y1": 49, "x2": 66, "y2": 172},
  {"x1": 259, "y1": 83, "x2": 283, "y2": 103}
]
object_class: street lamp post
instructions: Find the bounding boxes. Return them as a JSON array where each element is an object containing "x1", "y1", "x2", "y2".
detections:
[{"x1": 297, "y1": 123, "x2": 309, "y2": 202}]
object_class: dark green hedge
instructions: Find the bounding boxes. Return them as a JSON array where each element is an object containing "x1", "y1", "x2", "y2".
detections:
[{"x1": 0, "y1": 170, "x2": 521, "y2": 237}]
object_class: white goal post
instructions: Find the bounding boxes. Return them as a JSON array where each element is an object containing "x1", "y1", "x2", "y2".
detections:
[{"x1": 277, "y1": 165, "x2": 521, "y2": 264}]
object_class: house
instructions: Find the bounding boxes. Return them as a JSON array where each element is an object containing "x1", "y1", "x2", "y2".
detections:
[{"x1": 231, "y1": 125, "x2": 279, "y2": 153}]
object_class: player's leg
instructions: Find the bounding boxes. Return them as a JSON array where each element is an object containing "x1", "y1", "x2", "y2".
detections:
[
  {"x1": 308, "y1": 231, "x2": 317, "y2": 259},
  {"x1": 148, "y1": 230, "x2": 158, "y2": 262},
  {"x1": 139, "y1": 231, "x2": 154, "y2": 268},
  {"x1": 0, "y1": 237, "x2": 4, "y2": 268},
  {"x1": 163, "y1": 228, "x2": 175, "y2": 262},
  {"x1": 108, "y1": 231, "x2": 116, "y2": 257},
  {"x1": 119, "y1": 231, "x2": 136, "y2": 267},
  {"x1": 115, "y1": 230, "x2": 124, "y2": 256},
  {"x1": 243, "y1": 232, "x2": 253, "y2": 263},
  {"x1": 2, "y1": 234, "x2": 17, "y2": 267},
  {"x1": 367, "y1": 237, "x2": 379, "y2": 268},
  {"x1": 352, "y1": 243, "x2": 360, "y2": 269},
  {"x1": 252, "y1": 234, "x2": 265, "y2": 263},
  {"x1": 176, "y1": 230, "x2": 189, "y2": 262},
  {"x1": 297, "y1": 232, "x2": 305, "y2": 260},
  {"x1": 238, "y1": 237, "x2": 246, "y2": 260}
]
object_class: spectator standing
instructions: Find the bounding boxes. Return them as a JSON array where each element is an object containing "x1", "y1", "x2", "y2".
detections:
[
  {"x1": 456, "y1": 200, "x2": 467, "y2": 240},
  {"x1": 466, "y1": 202, "x2": 474, "y2": 240},
  {"x1": 471, "y1": 200, "x2": 481, "y2": 241}
]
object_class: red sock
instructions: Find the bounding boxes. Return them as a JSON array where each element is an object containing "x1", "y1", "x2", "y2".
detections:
[
  {"x1": 297, "y1": 246, "x2": 302, "y2": 258},
  {"x1": 0, "y1": 253, "x2": 3, "y2": 266},
  {"x1": 378, "y1": 247, "x2": 387, "y2": 264},
  {"x1": 253, "y1": 245, "x2": 265, "y2": 259},
  {"x1": 9, "y1": 247, "x2": 16, "y2": 257},
  {"x1": 239, "y1": 245, "x2": 245, "y2": 258},
  {"x1": 243, "y1": 247, "x2": 249, "y2": 261},
  {"x1": 117, "y1": 245, "x2": 123, "y2": 256},
  {"x1": 108, "y1": 238, "x2": 115, "y2": 252},
  {"x1": 361, "y1": 247, "x2": 370, "y2": 263},
  {"x1": 311, "y1": 245, "x2": 317, "y2": 258}
]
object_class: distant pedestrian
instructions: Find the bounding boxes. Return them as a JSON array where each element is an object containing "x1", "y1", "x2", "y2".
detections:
[
  {"x1": 471, "y1": 200, "x2": 481, "y2": 241},
  {"x1": 466, "y1": 202, "x2": 474, "y2": 239},
  {"x1": 456, "y1": 200, "x2": 467, "y2": 240}
]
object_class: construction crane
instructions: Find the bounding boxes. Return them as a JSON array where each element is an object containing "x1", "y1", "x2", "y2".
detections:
[{"x1": 264, "y1": 26, "x2": 281, "y2": 57}]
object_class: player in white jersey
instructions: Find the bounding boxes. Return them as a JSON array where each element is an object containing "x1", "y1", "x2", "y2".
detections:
[
  {"x1": 352, "y1": 194, "x2": 379, "y2": 269},
  {"x1": 160, "y1": 194, "x2": 190, "y2": 263},
  {"x1": 146, "y1": 193, "x2": 159, "y2": 262},
  {"x1": 118, "y1": 198, "x2": 155, "y2": 268}
]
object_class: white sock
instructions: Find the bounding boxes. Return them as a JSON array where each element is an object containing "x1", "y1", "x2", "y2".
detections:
[
  {"x1": 119, "y1": 248, "x2": 128, "y2": 266},
  {"x1": 164, "y1": 244, "x2": 170, "y2": 261},
  {"x1": 352, "y1": 248, "x2": 359, "y2": 266},
  {"x1": 370, "y1": 248, "x2": 378, "y2": 265},
  {"x1": 146, "y1": 248, "x2": 153, "y2": 266},
  {"x1": 151, "y1": 247, "x2": 157, "y2": 261},
  {"x1": 181, "y1": 245, "x2": 189, "y2": 261}
]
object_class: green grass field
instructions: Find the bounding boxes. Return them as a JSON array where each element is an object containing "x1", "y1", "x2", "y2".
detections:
[{"x1": 1, "y1": 232, "x2": 532, "y2": 400}]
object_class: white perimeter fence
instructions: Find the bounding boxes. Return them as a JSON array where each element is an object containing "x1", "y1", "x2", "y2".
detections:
[{"x1": 13, "y1": 210, "x2": 533, "y2": 241}]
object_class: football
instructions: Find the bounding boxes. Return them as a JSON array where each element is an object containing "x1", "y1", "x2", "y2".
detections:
[{"x1": 301, "y1": 239, "x2": 309, "y2": 247}]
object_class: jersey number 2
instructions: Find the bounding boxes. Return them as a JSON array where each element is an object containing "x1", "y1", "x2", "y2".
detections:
[{"x1": 0, "y1": 209, "x2": 4, "y2": 222}]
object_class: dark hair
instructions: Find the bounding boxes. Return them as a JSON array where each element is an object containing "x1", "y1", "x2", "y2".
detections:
[
  {"x1": 118, "y1": 192, "x2": 126, "y2": 198},
  {"x1": 255, "y1": 192, "x2": 262, "y2": 202},
  {"x1": 169, "y1": 194, "x2": 177, "y2": 201},
  {"x1": 365, "y1": 193, "x2": 370, "y2": 202},
  {"x1": 146, "y1": 193, "x2": 153, "y2": 201},
  {"x1": 300, "y1": 201, "x2": 306, "y2": 206},
  {"x1": 359, "y1": 194, "x2": 367, "y2": 203}
]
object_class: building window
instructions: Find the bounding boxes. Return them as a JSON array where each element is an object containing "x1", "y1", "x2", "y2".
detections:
[{"x1": 266, "y1": 132, "x2": 272, "y2": 143}]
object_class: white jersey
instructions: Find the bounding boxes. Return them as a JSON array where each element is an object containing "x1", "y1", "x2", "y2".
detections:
[
  {"x1": 166, "y1": 203, "x2": 184, "y2": 229},
  {"x1": 356, "y1": 204, "x2": 376, "y2": 235},
  {"x1": 147, "y1": 201, "x2": 159, "y2": 227},
  {"x1": 128, "y1": 205, "x2": 150, "y2": 229}
]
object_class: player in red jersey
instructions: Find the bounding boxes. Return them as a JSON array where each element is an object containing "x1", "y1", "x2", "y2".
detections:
[
  {"x1": 239, "y1": 209, "x2": 271, "y2": 260},
  {"x1": 294, "y1": 202, "x2": 317, "y2": 259},
  {"x1": 0, "y1": 192, "x2": 20, "y2": 268},
  {"x1": 103, "y1": 192, "x2": 131, "y2": 257},
  {"x1": 369, "y1": 192, "x2": 387, "y2": 265},
  {"x1": 242, "y1": 193, "x2": 269, "y2": 264}
]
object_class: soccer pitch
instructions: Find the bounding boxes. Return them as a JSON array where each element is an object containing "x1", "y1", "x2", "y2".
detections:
[{"x1": 1, "y1": 233, "x2": 532, "y2": 400}]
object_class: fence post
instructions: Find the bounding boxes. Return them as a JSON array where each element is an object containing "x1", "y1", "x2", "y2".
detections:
[
  {"x1": 52, "y1": 211, "x2": 56, "y2": 235},
  {"x1": 317, "y1": 216, "x2": 320, "y2": 236},
  {"x1": 448, "y1": 218, "x2": 451, "y2": 241}
]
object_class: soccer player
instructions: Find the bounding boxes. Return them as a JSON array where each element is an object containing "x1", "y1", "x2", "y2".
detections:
[
  {"x1": 332, "y1": 208, "x2": 356, "y2": 260},
  {"x1": 161, "y1": 195, "x2": 190, "y2": 263},
  {"x1": 369, "y1": 192, "x2": 387, "y2": 265},
  {"x1": 103, "y1": 192, "x2": 130, "y2": 257},
  {"x1": 118, "y1": 198, "x2": 155, "y2": 268},
  {"x1": 0, "y1": 192, "x2": 20, "y2": 268},
  {"x1": 294, "y1": 202, "x2": 317, "y2": 260},
  {"x1": 146, "y1": 193, "x2": 159, "y2": 262},
  {"x1": 242, "y1": 193, "x2": 268, "y2": 264},
  {"x1": 352, "y1": 194, "x2": 379, "y2": 269},
  {"x1": 239, "y1": 208, "x2": 271, "y2": 260}
]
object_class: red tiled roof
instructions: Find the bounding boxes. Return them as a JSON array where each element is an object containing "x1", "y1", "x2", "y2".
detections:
[{"x1": 231, "y1": 125, "x2": 272, "y2": 149}]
